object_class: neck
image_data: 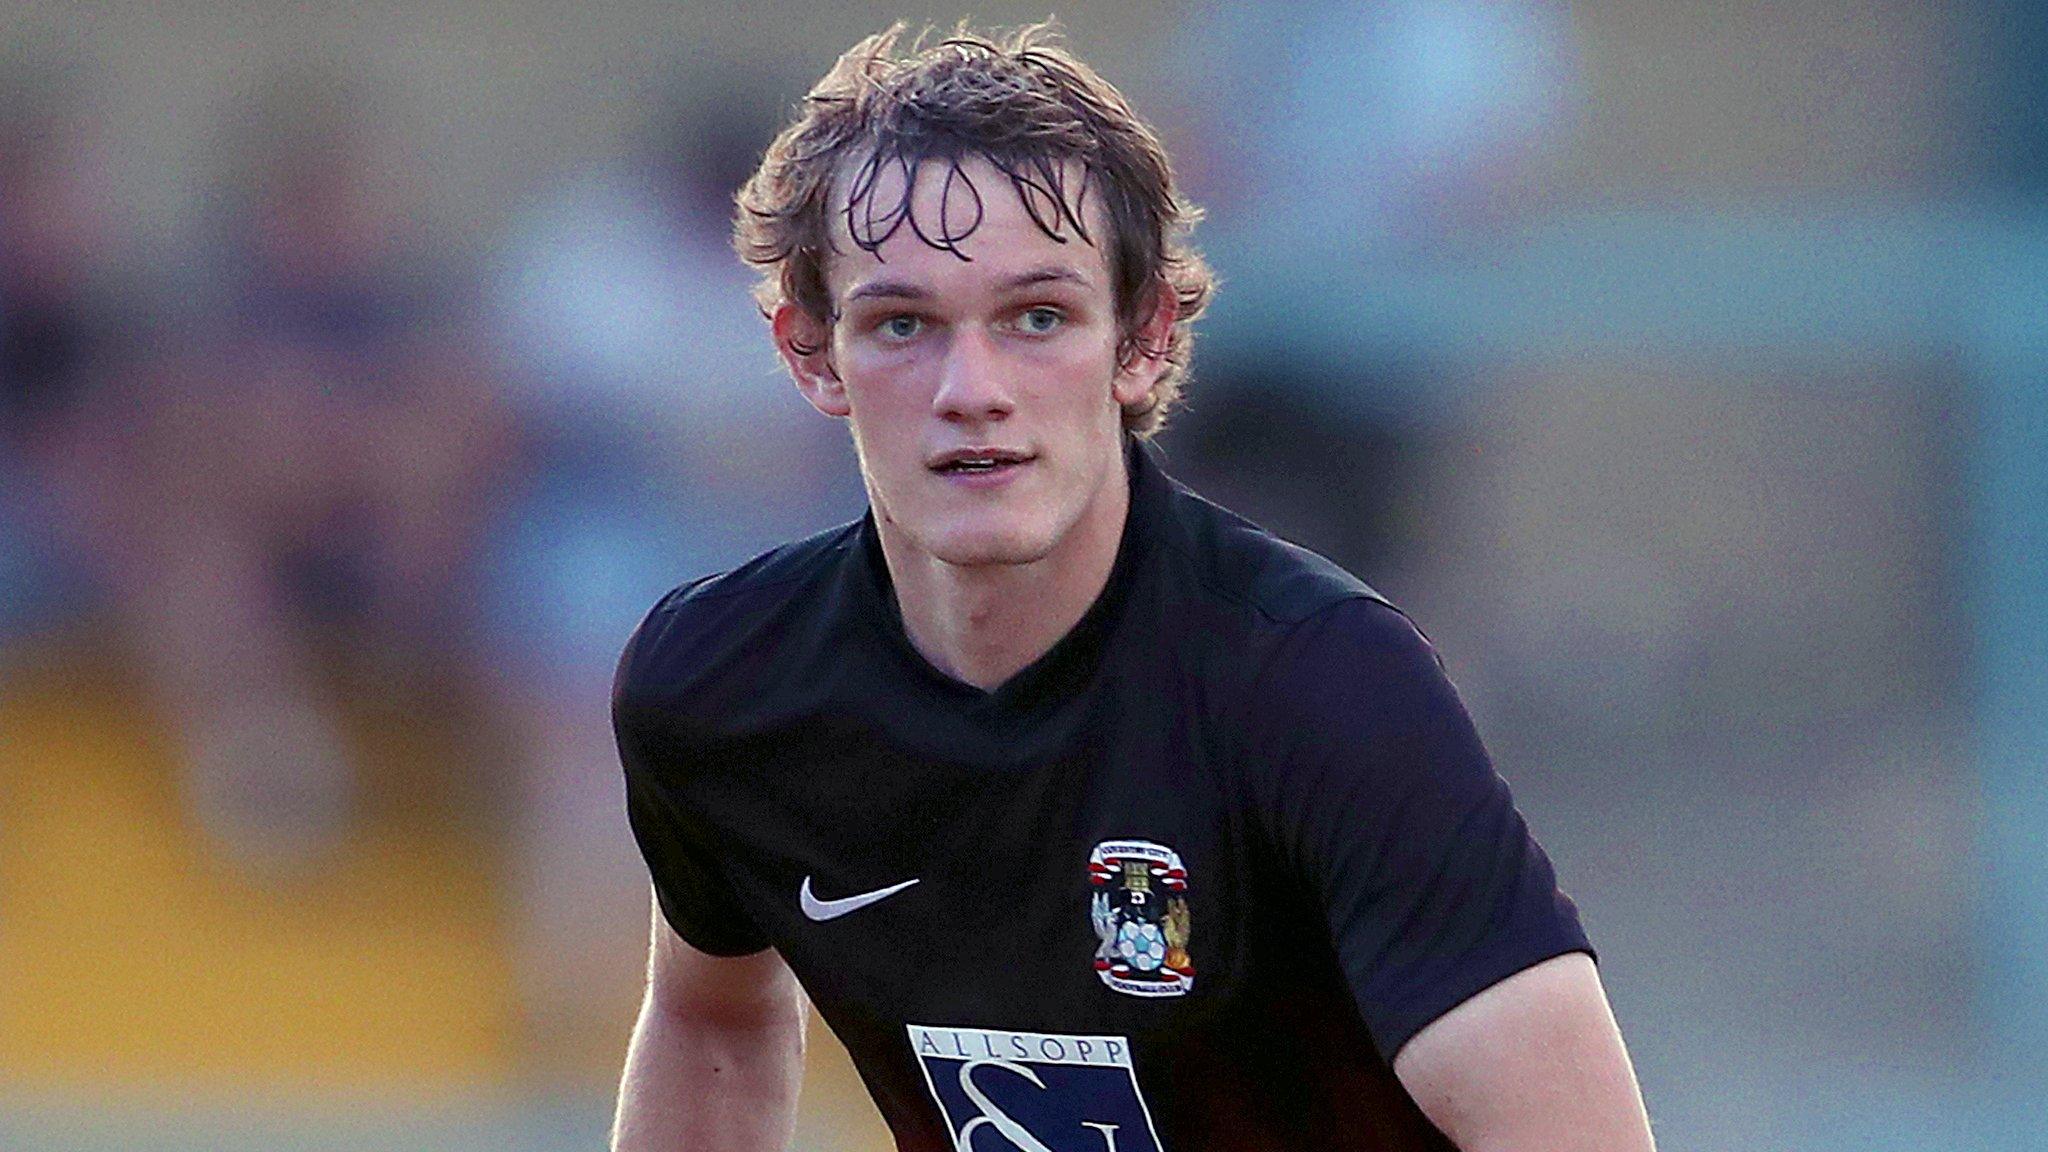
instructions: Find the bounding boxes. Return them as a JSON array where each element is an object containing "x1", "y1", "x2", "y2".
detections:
[{"x1": 878, "y1": 455, "x2": 1131, "y2": 692}]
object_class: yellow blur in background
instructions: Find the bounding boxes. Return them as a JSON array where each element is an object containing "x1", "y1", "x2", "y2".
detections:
[
  {"x1": 0, "y1": 639, "x2": 894, "y2": 1145},
  {"x1": 0, "y1": 645, "x2": 511, "y2": 1087}
]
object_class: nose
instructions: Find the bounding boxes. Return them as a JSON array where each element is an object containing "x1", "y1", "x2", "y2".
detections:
[{"x1": 930, "y1": 326, "x2": 1015, "y2": 422}]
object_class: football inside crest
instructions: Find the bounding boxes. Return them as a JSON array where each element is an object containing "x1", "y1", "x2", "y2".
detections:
[{"x1": 1087, "y1": 839, "x2": 1194, "y2": 998}]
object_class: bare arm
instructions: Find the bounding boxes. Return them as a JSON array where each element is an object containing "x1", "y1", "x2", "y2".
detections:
[
  {"x1": 611, "y1": 894, "x2": 808, "y2": 1152},
  {"x1": 1391, "y1": 952, "x2": 1653, "y2": 1152}
]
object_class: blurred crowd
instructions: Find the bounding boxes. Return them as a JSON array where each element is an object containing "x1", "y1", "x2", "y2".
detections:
[
  {"x1": 4, "y1": 72, "x2": 507, "y2": 870},
  {"x1": 0, "y1": 63, "x2": 878, "y2": 1058}
]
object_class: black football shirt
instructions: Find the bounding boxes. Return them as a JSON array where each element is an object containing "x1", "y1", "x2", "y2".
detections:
[{"x1": 614, "y1": 440, "x2": 1591, "y2": 1151}]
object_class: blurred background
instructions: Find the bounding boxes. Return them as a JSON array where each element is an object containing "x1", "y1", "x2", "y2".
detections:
[{"x1": 0, "y1": 1, "x2": 2041, "y2": 1149}]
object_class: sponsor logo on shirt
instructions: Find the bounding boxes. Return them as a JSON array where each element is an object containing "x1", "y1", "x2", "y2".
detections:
[
  {"x1": 1087, "y1": 839, "x2": 1193, "y2": 999},
  {"x1": 908, "y1": 1024, "x2": 1164, "y2": 1152}
]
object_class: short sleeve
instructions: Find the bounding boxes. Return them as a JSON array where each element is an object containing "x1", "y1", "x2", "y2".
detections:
[
  {"x1": 612, "y1": 603, "x2": 772, "y2": 958},
  {"x1": 1244, "y1": 597, "x2": 1592, "y2": 1062}
]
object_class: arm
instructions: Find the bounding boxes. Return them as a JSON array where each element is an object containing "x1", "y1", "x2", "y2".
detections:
[
  {"x1": 1393, "y1": 952, "x2": 1654, "y2": 1152},
  {"x1": 612, "y1": 894, "x2": 808, "y2": 1152}
]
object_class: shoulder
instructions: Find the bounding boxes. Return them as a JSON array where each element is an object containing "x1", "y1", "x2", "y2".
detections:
[
  {"x1": 1153, "y1": 470, "x2": 1393, "y2": 630},
  {"x1": 1230, "y1": 591, "x2": 1500, "y2": 849},
  {"x1": 1140, "y1": 456, "x2": 1435, "y2": 722},
  {"x1": 613, "y1": 519, "x2": 863, "y2": 710},
  {"x1": 1248, "y1": 594, "x2": 1449, "y2": 732}
]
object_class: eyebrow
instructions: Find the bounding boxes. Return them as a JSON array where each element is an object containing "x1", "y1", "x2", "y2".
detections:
[
  {"x1": 845, "y1": 279, "x2": 931, "y2": 303},
  {"x1": 1004, "y1": 265, "x2": 1093, "y2": 291},
  {"x1": 843, "y1": 264, "x2": 1095, "y2": 304}
]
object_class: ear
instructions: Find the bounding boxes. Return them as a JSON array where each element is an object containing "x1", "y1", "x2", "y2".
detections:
[
  {"x1": 774, "y1": 302, "x2": 851, "y2": 418},
  {"x1": 1112, "y1": 278, "x2": 1178, "y2": 410}
]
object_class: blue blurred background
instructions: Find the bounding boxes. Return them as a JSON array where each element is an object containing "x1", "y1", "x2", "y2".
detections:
[{"x1": 0, "y1": 2, "x2": 2041, "y2": 1149}]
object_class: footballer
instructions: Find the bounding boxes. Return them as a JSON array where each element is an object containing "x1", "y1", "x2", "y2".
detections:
[{"x1": 610, "y1": 23, "x2": 1655, "y2": 1152}]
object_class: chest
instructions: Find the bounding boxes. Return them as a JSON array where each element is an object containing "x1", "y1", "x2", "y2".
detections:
[{"x1": 690, "y1": 688, "x2": 1277, "y2": 1041}]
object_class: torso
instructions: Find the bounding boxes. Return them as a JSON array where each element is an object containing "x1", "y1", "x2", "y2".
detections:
[{"x1": 616, "y1": 444, "x2": 1577, "y2": 1150}]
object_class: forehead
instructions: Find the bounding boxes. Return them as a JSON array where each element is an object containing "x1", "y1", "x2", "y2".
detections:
[{"x1": 825, "y1": 151, "x2": 1113, "y2": 301}]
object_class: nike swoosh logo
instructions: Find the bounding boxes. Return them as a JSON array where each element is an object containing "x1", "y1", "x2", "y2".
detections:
[{"x1": 799, "y1": 875, "x2": 920, "y2": 922}]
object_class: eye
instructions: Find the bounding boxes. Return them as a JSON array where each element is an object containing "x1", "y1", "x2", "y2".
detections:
[
  {"x1": 879, "y1": 314, "x2": 924, "y2": 341},
  {"x1": 1016, "y1": 307, "x2": 1064, "y2": 335}
]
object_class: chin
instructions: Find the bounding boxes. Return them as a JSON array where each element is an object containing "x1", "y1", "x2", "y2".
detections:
[{"x1": 920, "y1": 518, "x2": 1060, "y2": 568}]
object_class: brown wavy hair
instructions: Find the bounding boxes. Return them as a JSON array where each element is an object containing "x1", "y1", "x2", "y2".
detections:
[{"x1": 734, "y1": 21, "x2": 1213, "y2": 437}]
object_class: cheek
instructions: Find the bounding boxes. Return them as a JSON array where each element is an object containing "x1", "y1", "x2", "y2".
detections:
[
  {"x1": 1022, "y1": 339, "x2": 1123, "y2": 409},
  {"x1": 836, "y1": 350, "x2": 932, "y2": 424}
]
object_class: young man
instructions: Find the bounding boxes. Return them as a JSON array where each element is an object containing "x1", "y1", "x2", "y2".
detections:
[{"x1": 612, "y1": 25, "x2": 1655, "y2": 1152}]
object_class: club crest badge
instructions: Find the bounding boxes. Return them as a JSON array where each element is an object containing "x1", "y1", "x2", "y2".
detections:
[{"x1": 1087, "y1": 839, "x2": 1193, "y2": 998}]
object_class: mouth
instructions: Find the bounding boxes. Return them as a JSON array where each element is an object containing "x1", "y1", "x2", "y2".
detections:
[{"x1": 929, "y1": 447, "x2": 1037, "y2": 477}]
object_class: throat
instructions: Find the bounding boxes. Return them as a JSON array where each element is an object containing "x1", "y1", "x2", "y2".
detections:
[
  {"x1": 874, "y1": 444, "x2": 1133, "y2": 692},
  {"x1": 900, "y1": 564, "x2": 1081, "y2": 691},
  {"x1": 880, "y1": 497, "x2": 1129, "y2": 695}
]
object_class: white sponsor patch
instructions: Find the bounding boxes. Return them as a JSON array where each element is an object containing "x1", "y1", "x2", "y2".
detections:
[{"x1": 908, "y1": 1025, "x2": 1164, "y2": 1152}]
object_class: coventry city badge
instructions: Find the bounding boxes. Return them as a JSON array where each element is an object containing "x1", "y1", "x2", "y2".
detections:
[{"x1": 1088, "y1": 839, "x2": 1193, "y2": 998}]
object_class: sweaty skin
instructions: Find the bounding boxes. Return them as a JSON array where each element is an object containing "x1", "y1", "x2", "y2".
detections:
[{"x1": 776, "y1": 154, "x2": 1175, "y2": 691}]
